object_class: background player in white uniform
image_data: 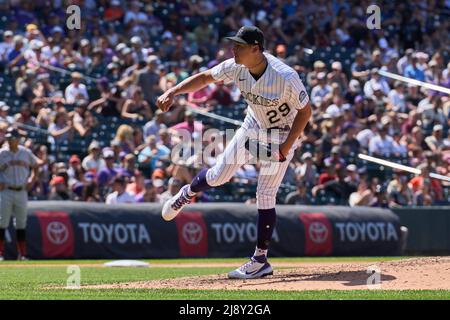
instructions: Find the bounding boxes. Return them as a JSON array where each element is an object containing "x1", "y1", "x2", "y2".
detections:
[
  {"x1": 0, "y1": 128, "x2": 39, "y2": 260},
  {"x1": 157, "y1": 26, "x2": 312, "y2": 279}
]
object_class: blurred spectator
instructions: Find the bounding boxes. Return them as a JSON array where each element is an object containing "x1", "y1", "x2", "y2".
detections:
[
  {"x1": 121, "y1": 87, "x2": 152, "y2": 120},
  {"x1": 397, "y1": 49, "x2": 414, "y2": 75},
  {"x1": 15, "y1": 69, "x2": 36, "y2": 102},
  {"x1": 351, "y1": 50, "x2": 370, "y2": 81},
  {"x1": 371, "y1": 184, "x2": 389, "y2": 208},
  {"x1": 0, "y1": 30, "x2": 14, "y2": 63},
  {"x1": 313, "y1": 166, "x2": 357, "y2": 205},
  {"x1": 307, "y1": 60, "x2": 326, "y2": 87},
  {"x1": 413, "y1": 183, "x2": 434, "y2": 206},
  {"x1": 295, "y1": 152, "x2": 317, "y2": 187},
  {"x1": 48, "y1": 176, "x2": 72, "y2": 201},
  {"x1": 136, "y1": 55, "x2": 161, "y2": 108},
  {"x1": 285, "y1": 45, "x2": 309, "y2": 73},
  {"x1": 82, "y1": 140, "x2": 104, "y2": 173},
  {"x1": 165, "y1": 62, "x2": 189, "y2": 85},
  {"x1": 368, "y1": 125, "x2": 395, "y2": 157},
  {"x1": 124, "y1": 1, "x2": 147, "y2": 27},
  {"x1": 119, "y1": 153, "x2": 137, "y2": 178},
  {"x1": 65, "y1": 72, "x2": 89, "y2": 104},
  {"x1": 143, "y1": 109, "x2": 167, "y2": 140},
  {"x1": 82, "y1": 179, "x2": 102, "y2": 202},
  {"x1": 170, "y1": 110, "x2": 204, "y2": 136},
  {"x1": 105, "y1": 175, "x2": 136, "y2": 204},
  {"x1": 8, "y1": 35, "x2": 26, "y2": 68},
  {"x1": 310, "y1": 72, "x2": 331, "y2": 105},
  {"x1": 151, "y1": 171, "x2": 165, "y2": 196},
  {"x1": 316, "y1": 163, "x2": 337, "y2": 186},
  {"x1": 404, "y1": 54, "x2": 425, "y2": 81},
  {"x1": 104, "y1": 1, "x2": 125, "y2": 22},
  {"x1": 409, "y1": 163, "x2": 444, "y2": 203},
  {"x1": 136, "y1": 179, "x2": 158, "y2": 203},
  {"x1": 208, "y1": 82, "x2": 233, "y2": 107},
  {"x1": 138, "y1": 135, "x2": 170, "y2": 171},
  {"x1": 0, "y1": 102, "x2": 14, "y2": 124},
  {"x1": 349, "y1": 179, "x2": 376, "y2": 207},
  {"x1": 48, "y1": 109, "x2": 74, "y2": 145},
  {"x1": 126, "y1": 170, "x2": 146, "y2": 198},
  {"x1": 158, "y1": 128, "x2": 173, "y2": 149},
  {"x1": 187, "y1": 77, "x2": 214, "y2": 108},
  {"x1": 97, "y1": 148, "x2": 119, "y2": 194},
  {"x1": 33, "y1": 73, "x2": 55, "y2": 99},
  {"x1": 339, "y1": 123, "x2": 360, "y2": 156},
  {"x1": 88, "y1": 83, "x2": 124, "y2": 117},
  {"x1": 71, "y1": 101, "x2": 98, "y2": 137},
  {"x1": 392, "y1": 130, "x2": 408, "y2": 157},
  {"x1": 317, "y1": 120, "x2": 338, "y2": 156},
  {"x1": 327, "y1": 61, "x2": 348, "y2": 94},
  {"x1": 323, "y1": 146, "x2": 346, "y2": 167},
  {"x1": 114, "y1": 124, "x2": 135, "y2": 154},
  {"x1": 425, "y1": 124, "x2": 445, "y2": 152},
  {"x1": 387, "y1": 171, "x2": 414, "y2": 208},
  {"x1": 285, "y1": 180, "x2": 311, "y2": 205},
  {"x1": 364, "y1": 68, "x2": 390, "y2": 98},
  {"x1": 388, "y1": 81, "x2": 407, "y2": 113},
  {"x1": 67, "y1": 155, "x2": 82, "y2": 185},
  {"x1": 345, "y1": 164, "x2": 360, "y2": 185}
]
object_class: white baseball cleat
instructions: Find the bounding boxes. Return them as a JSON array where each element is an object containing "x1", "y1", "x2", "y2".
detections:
[
  {"x1": 161, "y1": 184, "x2": 194, "y2": 221},
  {"x1": 228, "y1": 256, "x2": 273, "y2": 279},
  {"x1": 0, "y1": 255, "x2": 4, "y2": 261}
]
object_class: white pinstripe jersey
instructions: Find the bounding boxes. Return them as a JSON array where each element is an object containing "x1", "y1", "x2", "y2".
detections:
[
  {"x1": 211, "y1": 52, "x2": 309, "y2": 130},
  {"x1": 0, "y1": 145, "x2": 38, "y2": 186}
]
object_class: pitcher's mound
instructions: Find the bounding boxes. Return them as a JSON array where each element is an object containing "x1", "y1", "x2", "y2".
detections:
[{"x1": 87, "y1": 257, "x2": 450, "y2": 291}]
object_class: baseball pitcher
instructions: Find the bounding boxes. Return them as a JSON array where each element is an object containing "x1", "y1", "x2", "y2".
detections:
[{"x1": 156, "y1": 26, "x2": 311, "y2": 279}]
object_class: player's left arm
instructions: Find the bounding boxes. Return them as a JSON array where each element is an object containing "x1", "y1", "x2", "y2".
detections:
[{"x1": 279, "y1": 74, "x2": 312, "y2": 157}]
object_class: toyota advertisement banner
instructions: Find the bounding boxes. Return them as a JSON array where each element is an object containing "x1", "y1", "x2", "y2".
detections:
[{"x1": 2, "y1": 202, "x2": 404, "y2": 259}]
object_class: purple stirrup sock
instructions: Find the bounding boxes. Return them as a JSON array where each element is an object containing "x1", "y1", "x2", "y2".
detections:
[
  {"x1": 257, "y1": 208, "x2": 277, "y2": 250},
  {"x1": 190, "y1": 168, "x2": 211, "y2": 193}
]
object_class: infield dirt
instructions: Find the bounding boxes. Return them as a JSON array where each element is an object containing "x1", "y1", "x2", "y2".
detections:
[{"x1": 86, "y1": 257, "x2": 450, "y2": 291}]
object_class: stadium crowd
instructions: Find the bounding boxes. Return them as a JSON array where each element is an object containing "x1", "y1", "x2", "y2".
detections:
[{"x1": 0, "y1": 0, "x2": 449, "y2": 207}]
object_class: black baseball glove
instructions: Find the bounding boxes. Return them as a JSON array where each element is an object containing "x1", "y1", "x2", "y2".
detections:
[{"x1": 244, "y1": 138, "x2": 287, "y2": 162}]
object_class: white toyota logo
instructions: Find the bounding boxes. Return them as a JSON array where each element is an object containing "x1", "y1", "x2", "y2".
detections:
[
  {"x1": 309, "y1": 222, "x2": 329, "y2": 244},
  {"x1": 182, "y1": 222, "x2": 203, "y2": 245},
  {"x1": 46, "y1": 221, "x2": 69, "y2": 245}
]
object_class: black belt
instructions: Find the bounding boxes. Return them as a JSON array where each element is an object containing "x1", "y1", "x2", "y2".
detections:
[{"x1": 7, "y1": 186, "x2": 25, "y2": 191}]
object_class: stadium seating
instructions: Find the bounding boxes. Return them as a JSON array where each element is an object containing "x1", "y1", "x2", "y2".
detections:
[{"x1": 1, "y1": 42, "x2": 449, "y2": 206}]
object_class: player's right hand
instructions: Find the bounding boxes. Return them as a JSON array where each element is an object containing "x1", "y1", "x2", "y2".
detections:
[{"x1": 156, "y1": 90, "x2": 176, "y2": 112}]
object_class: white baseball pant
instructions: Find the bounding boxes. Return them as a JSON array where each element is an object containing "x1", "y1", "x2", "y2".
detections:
[
  {"x1": 0, "y1": 190, "x2": 28, "y2": 229},
  {"x1": 205, "y1": 126, "x2": 298, "y2": 209}
]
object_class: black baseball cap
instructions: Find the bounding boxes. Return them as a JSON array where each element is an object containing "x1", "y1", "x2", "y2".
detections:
[
  {"x1": 226, "y1": 26, "x2": 264, "y2": 48},
  {"x1": 5, "y1": 128, "x2": 20, "y2": 140}
]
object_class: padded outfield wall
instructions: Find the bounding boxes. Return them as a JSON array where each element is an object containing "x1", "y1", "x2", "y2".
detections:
[
  {"x1": 392, "y1": 207, "x2": 450, "y2": 255},
  {"x1": 1, "y1": 201, "x2": 408, "y2": 259}
]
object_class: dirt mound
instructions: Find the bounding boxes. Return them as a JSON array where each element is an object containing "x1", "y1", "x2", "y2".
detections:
[{"x1": 86, "y1": 257, "x2": 450, "y2": 291}]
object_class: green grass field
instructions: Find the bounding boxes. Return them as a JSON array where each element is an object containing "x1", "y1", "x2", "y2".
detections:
[{"x1": 1, "y1": 257, "x2": 449, "y2": 300}]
